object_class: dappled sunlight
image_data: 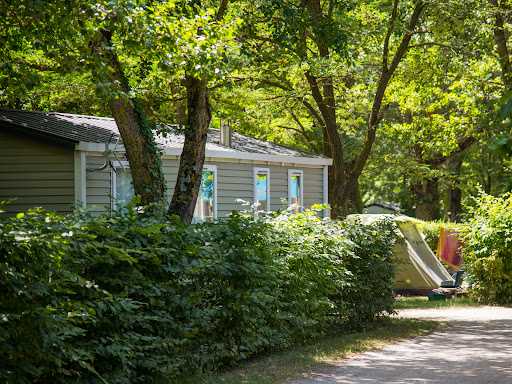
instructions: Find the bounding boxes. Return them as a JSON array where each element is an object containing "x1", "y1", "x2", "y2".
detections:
[{"x1": 291, "y1": 308, "x2": 512, "y2": 384}]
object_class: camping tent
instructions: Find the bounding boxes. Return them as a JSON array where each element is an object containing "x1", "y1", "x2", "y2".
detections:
[{"x1": 353, "y1": 214, "x2": 452, "y2": 293}]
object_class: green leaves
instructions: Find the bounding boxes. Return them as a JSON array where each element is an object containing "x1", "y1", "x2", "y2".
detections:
[
  {"x1": 460, "y1": 191, "x2": 512, "y2": 304},
  {"x1": 0, "y1": 204, "x2": 398, "y2": 382}
]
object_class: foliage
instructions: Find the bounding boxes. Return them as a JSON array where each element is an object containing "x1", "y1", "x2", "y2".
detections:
[
  {"x1": 459, "y1": 191, "x2": 512, "y2": 305},
  {"x1": 184, "y1": 317, "x2": 443, "y2": 384},
  {"x1": 0, "y1": 203, "x2": 399, "y2": 382},
  {"x1": 269, "y1": 208, "x2": 399, "y2": 332},
  {"x1": 417, "y1": 220, "x2": 465, "y2": 255}
]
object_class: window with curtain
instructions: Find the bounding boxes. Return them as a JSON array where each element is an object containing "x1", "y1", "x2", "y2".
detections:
[
  {"x1": 192, "y1": 165, "x2": 217, "y2": 223},
  {"x1": 253, "y1": 168, "x2": 270, "y2": 212},
  {"x1": 288, "y1": 169, "x2": 303, "y2": 213},
  {"x1": 111, "y1": 162, "x2": 134, "y2": 210}
]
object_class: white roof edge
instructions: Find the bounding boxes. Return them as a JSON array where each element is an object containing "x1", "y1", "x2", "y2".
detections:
[
  {"x1": 76, "y1": 142, "x2": 333, "y2": 166},
  {"x1": 164, "y1": 148, "x2": 332, "y2": 166}
]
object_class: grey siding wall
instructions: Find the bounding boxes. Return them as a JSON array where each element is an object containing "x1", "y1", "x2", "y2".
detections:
[
  {"x1": 85, "y1": 154, "x2": 181, "y2": 213},
  {"x1": 84, "y1": 154, "x2": 325, "y2": 218},
  {"x1": 0, "y1": 132, "x2": 75, "y2": 216},
  {"x1": 85, "y1": 154, "x2": 111, "y2": 213},
  {"x1": 203, "y1": 160, "x2": 325, "y2": 217}
]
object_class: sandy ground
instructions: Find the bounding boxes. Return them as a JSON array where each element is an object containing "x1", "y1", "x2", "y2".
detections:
[{"x1": 290, "y1": 306, "x2": 512, "y2": 384}]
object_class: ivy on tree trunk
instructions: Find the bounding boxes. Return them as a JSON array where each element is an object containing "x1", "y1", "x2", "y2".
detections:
[{"x1": 100, "y1": 29, "x2": 166, "y2": 209}]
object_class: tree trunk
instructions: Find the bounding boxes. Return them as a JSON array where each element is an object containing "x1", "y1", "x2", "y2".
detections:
[
  {"x1": 339, "y1": 1, "x2": 426, "y2": 216},
  {"x1": 413, "y1": 177, "x2": 440, "y2": 221},
  {"x1": 489, "y1": 0, "x2": 512, "y2": 89},
  {"x1": 100, "y1": 30, "x2": 165, "y2": 209},
  {"x1": 304, "y1": 72, "x2": 346, "y2": 218},
  {"x1": 448, "y1": 157, "x2": 463, "y2": 223},
  {"x1": 167, "y1": 74, "x2": 211, "y2": 224},
  {"x1": 301, "y1": 0, "x2": 346, "y2": 218}
]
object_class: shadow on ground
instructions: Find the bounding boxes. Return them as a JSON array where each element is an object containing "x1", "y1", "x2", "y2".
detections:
[{"x1": 291, "y1": 307, "x2": 512, "y2": 384}]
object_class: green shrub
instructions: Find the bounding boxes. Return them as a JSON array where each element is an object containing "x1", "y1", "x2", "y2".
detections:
[
  {"x1": 416, "y1": 220, "x2": 464, "y2": 255},
  {"x1": 269, "y1": 209, "x2": 398, "y2": 332},
  {"x1": 460, "y1": 192, "x2": 512, "y2": 304},
  {"x1": 0, "y1": 206, "x2": 207, "y2": 383},
  {"x1": 0, "y1": 203, "x2": 399, "y2": 382}
]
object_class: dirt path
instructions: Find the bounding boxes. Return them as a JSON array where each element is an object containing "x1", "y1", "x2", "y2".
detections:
[{"x1": 290, "y1": 306, "x2": 512, "y2": 384}]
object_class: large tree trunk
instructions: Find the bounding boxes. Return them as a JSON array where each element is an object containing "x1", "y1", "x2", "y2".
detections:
[
  {"x1": 303, "y1": 0, "x2": 426, "y2": 218},
  {"x1": 413, "y1": 177, "x2": 440, "y2": 221},
  {"x1": 302, "y1": 0, "x2": 346, "y2": 218},
  {"x1": 166, "y1": 0, "x2": 226, "y2": 224},
  {"x1": 448, "y1": 157, "x2": 463, "y2": 223},
  {"x1": 167, "y1": 75, "x2": 211, "y2": 224},
  {"x1": 305, "y1": 72, "x2": 346, "y2": 218},
  {"x1": 101, "y1": 30, "x2": 165, "y2": 208}
]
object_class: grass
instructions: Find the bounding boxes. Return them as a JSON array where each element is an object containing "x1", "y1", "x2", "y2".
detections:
[
  {"x1": 182, "y1": 295, "x2": 483, "y2": 384},
  {"x1": 182, "y1": 316, "x2": 445, "y2": 384},
  {"x1": 394, "y1": 295, "x2": 480, "y2": 310}
]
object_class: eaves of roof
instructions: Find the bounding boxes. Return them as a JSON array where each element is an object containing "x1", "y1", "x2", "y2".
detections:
[
  {"x1": 1, "y1": 109, "x2": 332, "y2": 165},
  {"x1": 77, "y1": 142, "x2": 333, "y2": 166}
]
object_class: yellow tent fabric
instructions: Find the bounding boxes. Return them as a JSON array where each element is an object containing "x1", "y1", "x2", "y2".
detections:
[{"x1": 352, "y1": 214, "x2": 452, "y2": 290}]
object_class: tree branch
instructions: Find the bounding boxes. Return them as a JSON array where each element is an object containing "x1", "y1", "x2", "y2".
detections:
[
  {"x1": 383, "y1": 0, "x2": 399, "y2": 71},
  {"x1": 300, "y1": 98, "x2": 326, "y2": 127},
  {"x1": 216, "y1": 0, "x2": 229, "y2": 21},
  {"x1": 286, "y1": 109, "x2": 322, "y2": 153}
]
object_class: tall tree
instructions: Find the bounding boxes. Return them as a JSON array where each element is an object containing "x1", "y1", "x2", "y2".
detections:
[
  {"x1": 0, "y1": 1, "x2": 167, "y2": 207},
  {"x1": 167, "y1": 0, "x2": 231, "y2": 224},
  {"x1": 230, "y1": 0, "x2": 427, "y2": 217},
  {"x1": 1, "y1": 0, "x2": 237, "y2": 222}
]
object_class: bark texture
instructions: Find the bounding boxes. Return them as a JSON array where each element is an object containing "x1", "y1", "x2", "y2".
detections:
[
  {"x1": 167, "y1": 75, "x2": 211, "y2": 224},
  {"x1": 100, "y1": 29, "x2": 165, "y2": 208},
  {"x1": 489, "y1": 0, "x2": 512, "y2": 89},
  {"x1": 339, "y1": 1, "x2": 426, "y2": 215}
]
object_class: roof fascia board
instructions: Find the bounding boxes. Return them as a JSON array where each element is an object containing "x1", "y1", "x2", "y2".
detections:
[
  {"x1": 77, "y1": 142, "x2": 332, "y2": 166},
  {"x1": 162, "y1": 148, "x2": 333, "y2": 166},
  {"x1": 76, "y1": 142, "x2": 105, "y2": 152}
]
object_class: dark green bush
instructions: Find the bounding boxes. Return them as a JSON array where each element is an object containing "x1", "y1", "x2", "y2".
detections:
[
  {"x1": 460, "y1": 192, "x2": 512, "y2": 304},
  {"x1": 0, "y1": 203, "x2": 399, "y2": 383},
  {"x1": 269, "y1": 209, "x2": 398, "y2": 332}
]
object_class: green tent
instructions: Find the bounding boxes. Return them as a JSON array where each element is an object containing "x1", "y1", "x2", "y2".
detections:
[{"x1": 353, "y1": 214, "x2": 452, "y2": 292}]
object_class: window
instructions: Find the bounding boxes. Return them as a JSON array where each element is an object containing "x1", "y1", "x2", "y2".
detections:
[
  {"x1": 288, "y1": 169, "x2": 303, "y2": 213},
  {"x1": 253, "y1": 167, "x2": 270, "y2": 212},
  {"x1": 111, "y1": 161, "x2": 134, "y2": 210},
  {"x1": 193, "y1": 164, "x2": 217, "y2": 223}
]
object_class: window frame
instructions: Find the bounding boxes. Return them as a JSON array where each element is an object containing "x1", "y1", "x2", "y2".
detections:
[
  {"x1": 110, "y1": 160, "x2": 133, "y2": 211},
  {"x1": 253, "y1": 167, "x2": 270, "y2": 212},
  {"x1": 288, "y1": 169, "x2": 304, "y2": 213},
  {"x1": 193, "y1": 164, "x2": 218, "y2": 222}
]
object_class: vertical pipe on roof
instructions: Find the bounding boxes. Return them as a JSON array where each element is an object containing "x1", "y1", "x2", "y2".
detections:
[{"x1": 220, "y1": 119, "x2": 232, "y2": 147}]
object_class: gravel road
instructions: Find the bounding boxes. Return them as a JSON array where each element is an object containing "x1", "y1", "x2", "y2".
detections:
[{"x1": 290, "y1": 306, "x2": 512, "y2": 384}]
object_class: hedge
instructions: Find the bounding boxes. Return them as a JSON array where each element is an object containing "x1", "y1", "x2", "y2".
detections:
[
  {"x1": 459, "y1": 192, "x2": 512, "y2": 304},
  {"x1": 0, "y1": 203, "x2": 399, "y2": 383}
]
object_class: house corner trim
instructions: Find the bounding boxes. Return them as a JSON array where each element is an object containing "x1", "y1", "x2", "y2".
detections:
[{"x1": 74, "y1": 151, "x2": 87, "y2": 208}]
